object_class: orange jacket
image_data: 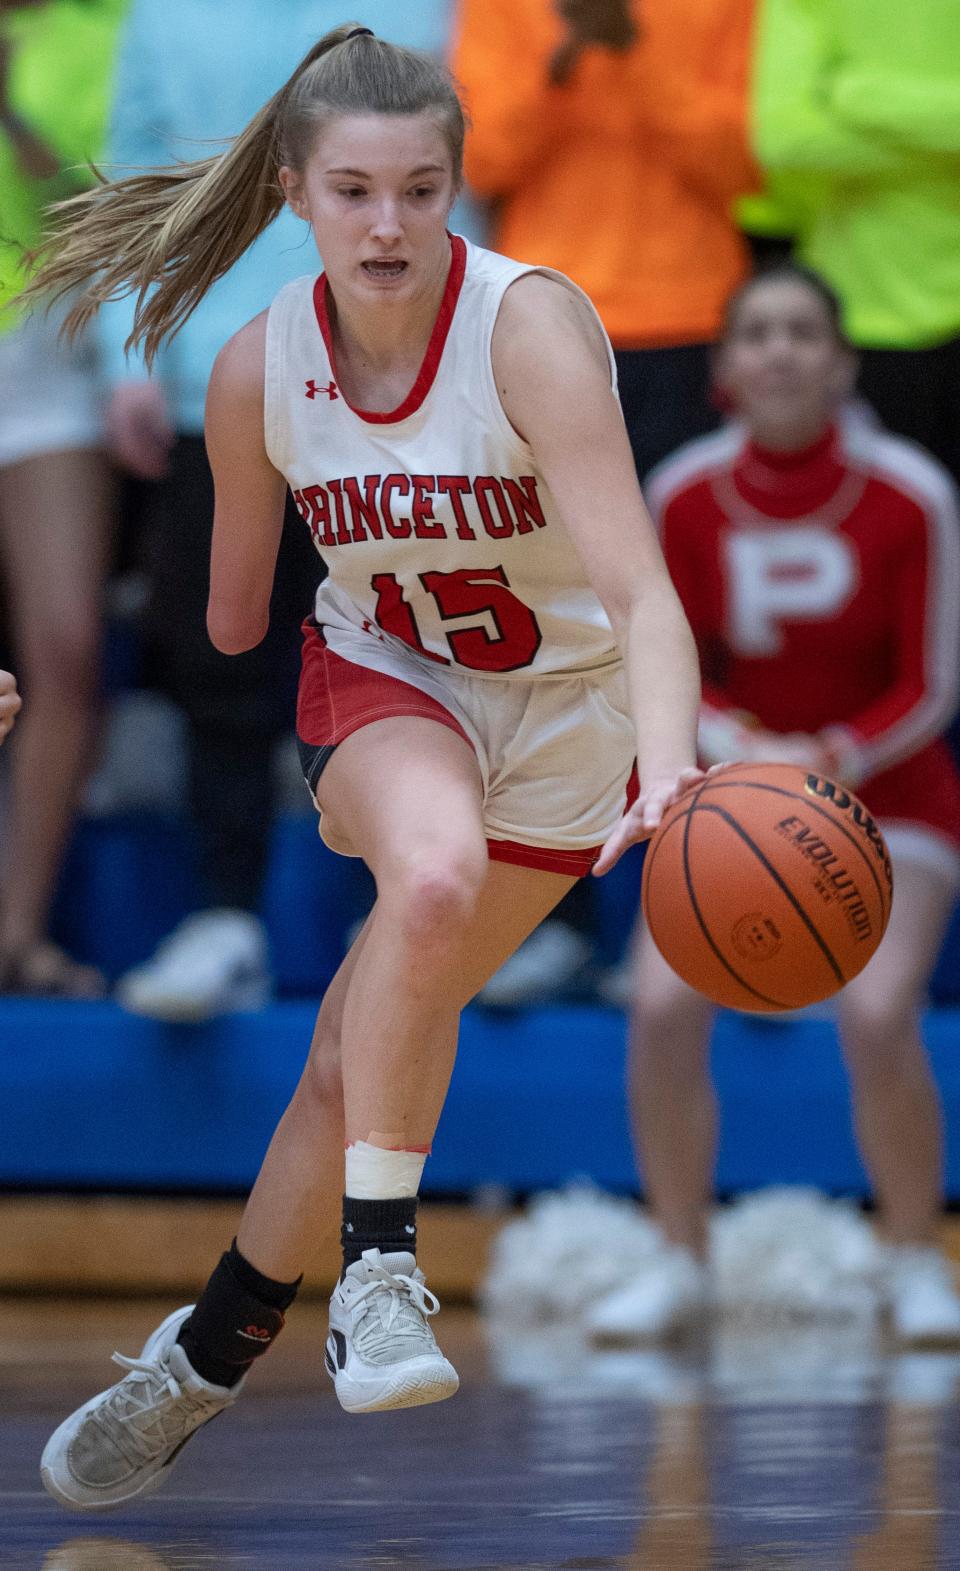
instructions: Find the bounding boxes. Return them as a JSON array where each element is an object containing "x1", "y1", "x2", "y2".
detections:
[{"x1": 452, "y1": 0, "x2": 759, "y2": 347}]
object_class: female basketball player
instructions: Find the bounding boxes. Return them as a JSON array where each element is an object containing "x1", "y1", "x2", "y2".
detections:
[
  {"x1": 589, "y1": 265, "x2": 960, "y2": 1347},
  {"x1": 26, "y1": 26, "x2": 703, "y2": 1509},
  {"x1": 0, "y1": 670, "x2": 20, "y2": 741}
]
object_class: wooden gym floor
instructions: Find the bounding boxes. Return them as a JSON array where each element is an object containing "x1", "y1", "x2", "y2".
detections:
[{"x1": 4, "y1": 1288, "x2": 960, "y2": 1570}]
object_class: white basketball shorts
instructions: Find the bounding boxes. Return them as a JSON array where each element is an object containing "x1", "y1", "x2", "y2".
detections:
[{"x1": 296, "y1": 618, "x2": 637, "y2": 877}]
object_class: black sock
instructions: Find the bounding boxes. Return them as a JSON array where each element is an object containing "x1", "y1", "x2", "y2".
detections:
[
  {"x1": 341, "y1": 1195, "x2": 418, "y2": 1273},
  {"x1": 177, "y1": 1240, "x2": 302, "y2": 1388}
]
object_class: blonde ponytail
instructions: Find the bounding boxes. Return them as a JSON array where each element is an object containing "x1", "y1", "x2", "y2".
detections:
[{"x1": 18, "y1": 23, "x2": 464, "y2": 366}]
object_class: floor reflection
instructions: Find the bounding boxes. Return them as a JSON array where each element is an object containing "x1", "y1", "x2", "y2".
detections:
[
  {"x1": 40, "y1": 1544, "x2": 178, "y2": 1571},
  {"x1": 484, "y1": 1314, "x2": 960, "y2": 1407},
  {"x1": 5, "y1": 1303, "x2": 960, "y2": 1570},
  {"x1": 485, "y1": 1317, "x2": 960, "y2": 1571}
]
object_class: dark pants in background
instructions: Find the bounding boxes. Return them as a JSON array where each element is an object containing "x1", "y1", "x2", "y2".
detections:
[
  {"x1": 140, "y1": 436, "x2": 320, "y2": 912},
  {"x1": 857, "y1": 339, "x2": 960, "y2": 487},
  {"x1": 615, "y1": 343, "x2": 721, "y2": 484}
]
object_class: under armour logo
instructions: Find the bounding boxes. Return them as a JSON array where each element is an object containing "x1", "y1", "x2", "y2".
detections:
[
  {"x1": 238, "y1": 1324, "x2": 273, "y2": 1342},
  {"x1": 305, "y1": 379, "x2": 338, "y2": 400},
  {"x1": 405, "y1": 1225, "x2": 416, "y2": 1234}
]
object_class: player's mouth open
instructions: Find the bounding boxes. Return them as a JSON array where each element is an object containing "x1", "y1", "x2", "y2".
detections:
[{"x1": 362, "y1": 259, "x2": 408, "y2": 279}]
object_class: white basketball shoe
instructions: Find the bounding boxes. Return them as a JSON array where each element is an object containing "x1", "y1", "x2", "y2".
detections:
[
  {"x1": 41, "y1": 1306, "x2": 242, "y2": 1511},
  {"x1": 326, "y1": 1248, "x2": 460, "y2": 1413},
  {"x1": 884, "y1": 1245, "x2": 960, "y2": 1346},
  {"x1": 585, "y1": 1246, "x2": 711, "y2": 1343}
]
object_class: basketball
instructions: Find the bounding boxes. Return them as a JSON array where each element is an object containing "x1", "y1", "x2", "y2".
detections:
[{"x1": 641, "y1": 763, "x2": 894, "y2": 1012}]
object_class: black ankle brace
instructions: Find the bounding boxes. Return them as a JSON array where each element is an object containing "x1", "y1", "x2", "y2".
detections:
[
  {"x1": 341, "y1": 1195, "x2": 418, "y2": 1271},
  {"x1": 178, "y1": 1242, "x2": 301, "y2": 1387}
]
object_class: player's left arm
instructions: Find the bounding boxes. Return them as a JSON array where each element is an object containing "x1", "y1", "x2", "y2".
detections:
[
  {"x1": 493, "y1": 274, "x2": 703, "y2": 870},
  {"x1": 205, "y1": 310, "x2": 288, "y2": 655}
]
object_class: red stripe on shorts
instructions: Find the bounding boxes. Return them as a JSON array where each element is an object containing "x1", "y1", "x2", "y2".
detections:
[
  {"x1": 487, "y1": 839, "x2": 601, "y2": 877},
  {"x1": 297, "y1": 619, "x2": 470, "y2": 751},
  {"x1": 487, "y1": 763, "x2": 639, "y2": 878}
]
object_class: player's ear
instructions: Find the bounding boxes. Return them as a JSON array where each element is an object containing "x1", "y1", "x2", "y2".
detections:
[{"x1": 279, "y1": 165, "x2": 309, "y2": 221}]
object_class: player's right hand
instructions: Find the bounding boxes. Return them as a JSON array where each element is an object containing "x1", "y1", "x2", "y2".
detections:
[
  {"x1": 0, "y1": 670, "x2": 21, "y2": 742},
  {"x1": 105, "y1": 381, "x2": 175, "y2": 480},
  {"x1": 592, "y1": 765, "x2": 706, "y2": 875}
]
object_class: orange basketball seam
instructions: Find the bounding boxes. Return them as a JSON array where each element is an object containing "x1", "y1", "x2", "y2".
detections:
[
  {"x1": 640, "y1": 803, "x2": 694, "y2": 932},
  {"x1": 641, "y1": 810, "x2": 703, "y2": 994},
  {"x1": 680, "y1": 799, "x2": 793, "y2": 1011},
  {"x1": 693, "y1": 801, "x2": 847, "y2": 988}
]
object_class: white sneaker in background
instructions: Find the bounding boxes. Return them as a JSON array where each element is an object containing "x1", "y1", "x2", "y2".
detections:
[
  {"x1": 41, "y1": 1305, "x2": 242, "y2": 1511},
  {"x1": 883, "y1": 1245, "x2": 960, "y2": 1347},
  {"x1": 115, "y1": 908, "x2": 271, "y2": 1023},
  {"x1": 477, "y1": 921, "x2": 592, "y2": 1008},
  {"x1": 326, "y1": 1248, "x2": 460, "y2": 1414},
  {"x1": 585, "y1": 1246, "x2": 711, "y2": 1344}
]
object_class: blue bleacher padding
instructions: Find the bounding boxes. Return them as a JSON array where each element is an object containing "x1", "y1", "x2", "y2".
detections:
[
  {"x1": 52, "y1": 815, "x2": 375, "y2": 995},
  {"x1": 2, "y1": 998, "x2": 960, "y2": 1197},
  {"x1": 21, "y1": 808, "x2": 960, "y2": 1199}
]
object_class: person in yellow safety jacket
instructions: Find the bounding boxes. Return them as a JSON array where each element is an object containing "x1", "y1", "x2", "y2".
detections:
[{"x1": 749, "y1": 0, "x2": 960, "y2": 484}]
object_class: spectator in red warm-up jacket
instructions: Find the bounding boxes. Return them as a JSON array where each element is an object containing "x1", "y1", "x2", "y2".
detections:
[{"x1": 588, "y1": 264, "x2": 960, "y2": 1349}]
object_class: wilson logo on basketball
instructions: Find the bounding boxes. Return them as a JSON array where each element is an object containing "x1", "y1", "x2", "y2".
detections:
[{"x1": 803, "y1": 775, "x2": 894, "y2": 889}]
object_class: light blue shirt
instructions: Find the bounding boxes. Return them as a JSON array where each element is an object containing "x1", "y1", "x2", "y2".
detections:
[{"x1": 98, "y1": 0, "x2": 485, "y2": 431}]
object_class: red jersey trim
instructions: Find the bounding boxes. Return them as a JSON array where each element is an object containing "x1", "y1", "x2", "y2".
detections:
[{"x1": 311, "y1": 234, "x2": 467, "y2": 426}]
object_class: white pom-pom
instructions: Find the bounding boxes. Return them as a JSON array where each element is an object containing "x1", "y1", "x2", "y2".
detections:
[
  {"x1": 712, "y1": 1187, "x2": 883, "y2": 1324},
  {"x1": 481, "y1": 1184, "x2": 884, "y2": 1326},
  {"x1": 481, "y1": 1182, "x2": 659, "y2": 1321}
]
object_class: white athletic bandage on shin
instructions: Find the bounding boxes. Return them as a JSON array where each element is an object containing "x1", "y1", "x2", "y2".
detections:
[{"x1": 344, "y1": 1139, "x2": 429, "y2": 1199}]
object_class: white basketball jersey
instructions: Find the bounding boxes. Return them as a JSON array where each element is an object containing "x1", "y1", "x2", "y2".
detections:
[{"x1": 264, "y1": 235, "x2": 620, "y2": 678}]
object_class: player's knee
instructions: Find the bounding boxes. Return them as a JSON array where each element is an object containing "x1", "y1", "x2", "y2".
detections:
[
  {"x1": 842, "y1": 980, "x2": 917, "y2": 1055},
  {"x1": 385, "y1": 847, "x2": 487, "y2": 948}
]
